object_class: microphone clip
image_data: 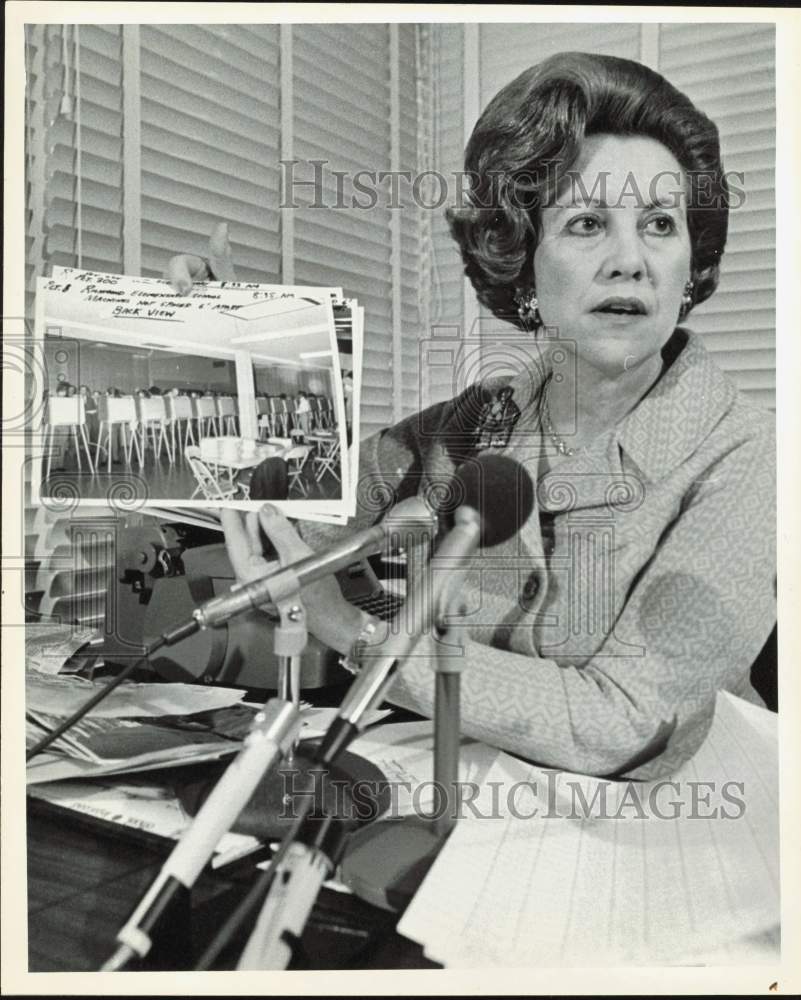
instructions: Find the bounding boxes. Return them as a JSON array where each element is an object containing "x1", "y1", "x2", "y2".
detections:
[{"x1": 267, "y1": 568, "x2": 308, "y2": 660}]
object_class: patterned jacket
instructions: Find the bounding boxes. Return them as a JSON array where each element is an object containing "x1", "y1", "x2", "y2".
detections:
[{"x1": 306, "y1": 329, "x2": 776, "y2": 779}]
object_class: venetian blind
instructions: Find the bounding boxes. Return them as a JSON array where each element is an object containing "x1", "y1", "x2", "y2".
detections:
[
  {"x1": 24, "y1": 25, "x2": 43, "y2": 320},
  {"x1": 660, "y1": 23, "x2": 776, "y2": 411},
  {"x1": 425, "y1": 23, "x2": 467, "y2": 409},
  {"x1": 290, "y1": 23, "x2": 395, "y2": 438},
  {"x1": 479, "y1": 21, "x2": 643, "y2": 108},
  {"x1": 398, "y1": 23, "x2": 422, "y2": 420},
  {"x1": 138, "y1": 24, "x2": 282, "y2": 282},
  {"x1": 39, "y1": 24, "x2": 125, "y2": 278}
]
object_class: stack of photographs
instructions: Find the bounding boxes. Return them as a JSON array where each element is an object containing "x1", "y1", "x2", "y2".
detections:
[{"x1": 32, "y1": 266, "x2": 365, "y2": 527}]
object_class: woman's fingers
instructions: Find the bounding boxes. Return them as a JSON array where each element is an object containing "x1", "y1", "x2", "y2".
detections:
[
  {"x1": 220, "y1": 508, "x2": 262, "y2": 582},
  {"x1": 164, "y1": 222, "x2": 235, "y2": 294},
  {"x1": 165, "y1": 253, "x2": 208, "y2": 295},
  {"x1": 257, "y1": 504, "x2": 313, "y2": 566},
  {"x1": 207, "y1": 222, "x2": 237, "y2": 282}
]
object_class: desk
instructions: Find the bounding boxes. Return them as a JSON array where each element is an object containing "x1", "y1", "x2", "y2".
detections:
[
  {"x1": 26, "y1": 690, "x2": 439, "y2": 973},
  {"x1": 26, "y1": 800, "x2": 438, "y2": 972}
]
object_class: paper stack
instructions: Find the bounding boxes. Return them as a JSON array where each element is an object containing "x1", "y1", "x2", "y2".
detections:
[{"x1": 397, "y1": 692, "x2": 780, "y2": 967}]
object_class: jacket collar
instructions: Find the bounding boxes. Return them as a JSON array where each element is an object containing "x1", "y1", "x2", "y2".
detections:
[
  {"x1": 615, "y1": 328, "x2": 737, "y2": 482},
  {"x1": 422, "y1": 328, "x2": 736, "y2": 521},
  {"x1": 503, "y1": 327, "x2": 736, "y2": 481}
]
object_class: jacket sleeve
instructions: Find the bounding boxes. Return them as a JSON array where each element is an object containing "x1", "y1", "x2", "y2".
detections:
[{"x1": 385, "y1": 420, "x2": 776, "y2": 778}]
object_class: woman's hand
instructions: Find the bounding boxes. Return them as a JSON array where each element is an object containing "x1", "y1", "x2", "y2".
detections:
[
  {"x1": 165, "y1": 221, "x2": 237, "y2": 294},
  {"x1": 220, "y1": 504, "x2": 367, "y2": 655}
]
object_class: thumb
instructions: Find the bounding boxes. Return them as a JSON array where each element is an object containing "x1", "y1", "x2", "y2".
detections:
[
  {"x1": 257, "y1": 504, "x2": 313, "y2": 567},
  {"x1": 208, "y1": 222, "x2": 237, "y2": 282}
]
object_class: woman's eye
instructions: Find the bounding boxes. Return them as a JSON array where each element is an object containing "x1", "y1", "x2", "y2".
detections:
[
  {"x1": 566, "y1": 215, "x2": 602, "y2": 236},
  {"x1": 644, "y1": 214, "x2": 677, "y2": 236}
]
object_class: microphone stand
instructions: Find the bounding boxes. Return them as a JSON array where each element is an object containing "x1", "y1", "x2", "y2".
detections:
[
  {"x1": 221, "y1": 530, "x2": 455, "y2": 968},
  {"x1": 334, "y1": 513, "x2": 479, "y2": 913},
  {"x1": 336, "y1": 589, "x2": 468, "y2": 912},
  {"x1": 235, "y1": 812, "x2": 349, "y2": 970},
  {"x1": 101, "y1": 698, "x2": 302, "y2": 970},
  {"x1": 101, "y1": 578, "x2": 310, "y2": 972}
]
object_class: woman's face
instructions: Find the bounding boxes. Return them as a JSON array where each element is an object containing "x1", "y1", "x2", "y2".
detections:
[{"x1": 533, "y1": 133, "x2": 692, "y2": 378}]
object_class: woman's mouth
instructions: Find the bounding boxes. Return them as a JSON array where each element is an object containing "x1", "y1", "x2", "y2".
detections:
[{"x1": 592, "y1": 296, "x2": 648, "y2": 317}]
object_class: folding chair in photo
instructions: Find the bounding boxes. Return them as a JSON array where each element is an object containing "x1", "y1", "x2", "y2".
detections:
[
  {"x1": 285, "y1": 444, "x2": 312, "y2": 497},
  {"x1": 185, "y1": 446, "x2": 240, "y2": 501},
  {"x1": 313, "y1": 437, "x2": 341, "y2": 484}
]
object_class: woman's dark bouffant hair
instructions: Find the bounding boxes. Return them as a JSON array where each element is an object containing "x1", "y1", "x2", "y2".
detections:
[{"x1": 446, "y1": 52, "x2": 729, "y2": 328}]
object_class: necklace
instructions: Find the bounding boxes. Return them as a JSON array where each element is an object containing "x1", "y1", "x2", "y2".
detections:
[{"x1": 540, "y1": 377, "x2": 576, "y2": 457}]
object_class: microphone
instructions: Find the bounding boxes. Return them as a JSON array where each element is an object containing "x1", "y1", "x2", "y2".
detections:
[
  {"x1": 190, "y1": 496, "x2": 437, "y2": 631},
  {"x1": 316, "y1": 454, "x2": 535, "y2": 766}
]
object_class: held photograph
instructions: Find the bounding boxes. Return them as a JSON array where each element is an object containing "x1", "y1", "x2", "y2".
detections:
[
  {"x1": 31, "y1": 269, "x2": 350, "y2": 514},
  {"x1": 3, "y1": 5, "x2": 799, "y2": 996}
]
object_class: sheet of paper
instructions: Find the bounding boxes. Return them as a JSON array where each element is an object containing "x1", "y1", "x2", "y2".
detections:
[
  {"x1": 25, "y1": 624, "x2": 98, "y2": 675},
  {"x1": 27, "y1": 778, "x2": 260, "y2": 866},
  {"x1": 397, "y1": 692, "x2": 779, "y2": 967},
  {"x1": 25, "y1": 744, "x2": 240, "y2": 785},
  {"x1": 25, "y1": 705, "x2": 391, "y2": 785},
  {"x1": 349, "y1": 720, "x2": 503, "y2": 817},
  {"x1": 46, "y1": 266, "x2": 341, "y2": 347},
  {"x1": 297, "y1": 706, "x2": 392, "y2": 742},
  {"x1": 25, "y1": 671, "x2": 246, "y2": 718}
]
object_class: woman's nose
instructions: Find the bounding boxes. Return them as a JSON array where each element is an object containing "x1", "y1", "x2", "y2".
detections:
[{"x1": 602, "y1": 220, "x2": 647, "y2": 281}]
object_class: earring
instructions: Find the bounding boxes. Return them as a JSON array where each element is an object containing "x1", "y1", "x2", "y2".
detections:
[
  {"x1": 514, "y1": 288, "x2": 541, "y2": 328},
  {"x1": 679, "y1": 279, "x2": 694, "y2": 320}
]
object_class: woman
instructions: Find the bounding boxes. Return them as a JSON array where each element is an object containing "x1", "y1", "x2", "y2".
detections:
[{"x1": 170, "y1": 53, "x2": 775, "y2": 779}]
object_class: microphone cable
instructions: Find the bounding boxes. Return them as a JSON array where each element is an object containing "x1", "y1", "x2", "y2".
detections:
[
  {"x1": 194, "y1": 778, "x2": 317, "y2": 971},
  {"x1": 26, "y1": 636, "x2": 166, "y2": 762},
  {"x1": 25, "y1": 618, "x2": 199, "y2": 762}
]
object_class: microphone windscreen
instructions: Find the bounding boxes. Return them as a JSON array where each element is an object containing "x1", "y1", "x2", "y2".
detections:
[{"x1": 453, "y1": 454, "x2": 535, "y2": 547}]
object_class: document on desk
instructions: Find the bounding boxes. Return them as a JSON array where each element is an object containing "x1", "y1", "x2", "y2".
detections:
[
  {"x1": 27, "y1": 777, "x2": 261, "y2": 869},
  {"x1": 26, "y1": 670, "x2": 247, "y2": 718},
  {"x1": 397, "y1": 692, "x2": 779, "y2": 967},
  {"x1": 350, "y1": 720, "x2": 505, "y2": 816}
]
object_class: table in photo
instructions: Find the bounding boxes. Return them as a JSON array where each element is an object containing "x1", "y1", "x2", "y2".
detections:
[{"x1": 196, "y1": 437, "x2": 289, "y2": 499}]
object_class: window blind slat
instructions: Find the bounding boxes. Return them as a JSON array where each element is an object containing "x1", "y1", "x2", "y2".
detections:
[
  {"x1": 40, "y1": 24, "x2": 124, "y2": 277},
  {"x1": 292, "y1": 23, "x2": 395, "y2": 437},
  {"x1": 137, "y1": 23, "x2": 280, "y2": 280}
]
